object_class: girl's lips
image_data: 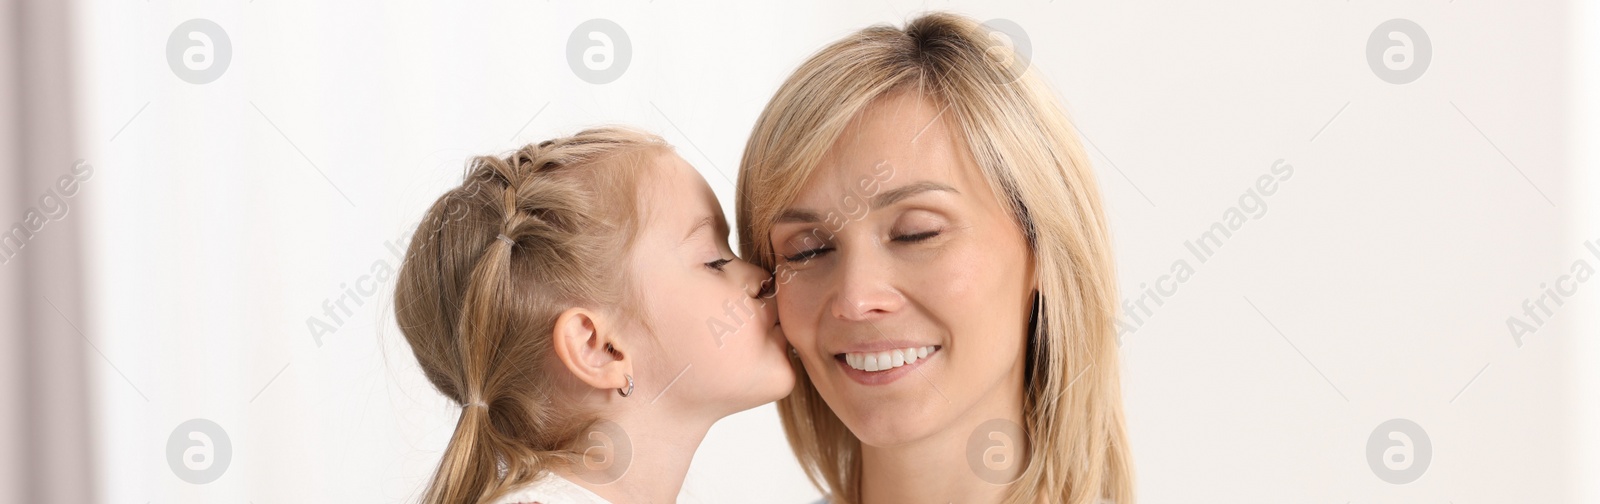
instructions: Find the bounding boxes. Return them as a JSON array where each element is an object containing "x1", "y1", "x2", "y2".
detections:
[{"x1": 834, "y1": 346, "x2": 940, "y2": 386}]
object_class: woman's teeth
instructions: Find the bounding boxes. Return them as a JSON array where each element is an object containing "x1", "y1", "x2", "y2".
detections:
[{"x1": 843, "y1": 346, "x2": 937, "y2": 372}]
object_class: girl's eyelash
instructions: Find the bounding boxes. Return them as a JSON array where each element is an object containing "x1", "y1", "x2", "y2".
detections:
[{"x1": 706, "y1": 258, "x2": 734, "y2": 271}]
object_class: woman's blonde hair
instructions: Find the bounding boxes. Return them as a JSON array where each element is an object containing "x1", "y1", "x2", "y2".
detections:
[
  {"x1": 736, "y1": 12, "x2": 1133, "y2": 504},
  {"x1": 394, "y1": 127, "x2": 667, "y2": 504}
]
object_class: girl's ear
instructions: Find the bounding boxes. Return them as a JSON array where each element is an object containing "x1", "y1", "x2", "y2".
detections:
[{"x1": 550, "y1": 307, "x2": 633, "y2": 394}]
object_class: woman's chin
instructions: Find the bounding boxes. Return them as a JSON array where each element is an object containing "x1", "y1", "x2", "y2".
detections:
[
  {"x1": 851, "y1": 421, "x2": 935, "y2": 449},
  {"x1": 838, "y1": 407, "x2": 943, "y2": 447}
]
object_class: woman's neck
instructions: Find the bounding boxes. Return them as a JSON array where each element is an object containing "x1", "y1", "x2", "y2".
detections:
[
  {"x1": 554, "y1": 408, "x2": 715, "y2": 504},
  {"x1": 858, "y1": 373, "x2": 1030, "y2": 504}
]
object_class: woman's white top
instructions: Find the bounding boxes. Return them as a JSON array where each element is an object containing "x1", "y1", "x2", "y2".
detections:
[
  {"x1": 811, "y1": 497, "x2": 1115, "y2": 503},
  {"x1": 490, "y1": 472, "x2": 613, "y2": 504}
]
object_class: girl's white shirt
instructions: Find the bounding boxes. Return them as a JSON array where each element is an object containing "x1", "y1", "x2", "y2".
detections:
[{"x1": 490, "y1": 472, "x2": 612, "y2": 504}]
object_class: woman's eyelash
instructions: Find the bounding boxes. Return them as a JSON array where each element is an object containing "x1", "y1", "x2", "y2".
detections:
[
  {"x1": 782, "y1": 247, "x2": 833, "y2": 263},
  {"x1": 781, "y1": 230, "x2": 937, "y2": 263},
  {"x1": 706, "y1": 258, "x2": 733, "y2": 271},
  {"x1": 892, "y1": 230, "x2": 940, "y2": 242}
]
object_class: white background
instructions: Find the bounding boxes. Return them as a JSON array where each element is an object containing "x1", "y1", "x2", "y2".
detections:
[{"x1": 67, "y1": 0, "x2": 1598, "y2": 502}]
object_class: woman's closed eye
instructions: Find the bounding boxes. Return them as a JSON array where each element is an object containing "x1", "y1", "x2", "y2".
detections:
[
  {"x1": 706, "y1": 258, "x2": 733, "y2": 271},
  {"x1": 891, "y1": 229, "x2": 940, "y2": 242},
  {"x1": 782, "y1": 246, "x2": 834, "y2": 263},
  {"x1": 781, "y1": 230, "x2": 940, "y2": 263}
]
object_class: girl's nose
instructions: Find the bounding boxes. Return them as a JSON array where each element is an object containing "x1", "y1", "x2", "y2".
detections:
[{"x1": 732, "y1": 258, "x2": 771, "y2": 299}]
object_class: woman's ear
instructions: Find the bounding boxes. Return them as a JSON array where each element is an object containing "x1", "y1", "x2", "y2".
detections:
[{"x1": 550, "y1": 307, "x2": 633, "y2": 394}]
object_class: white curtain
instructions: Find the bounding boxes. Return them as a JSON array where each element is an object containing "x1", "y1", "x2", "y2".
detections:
[{"x1": 0, "y1": 0, "x2": 95, "y2": 502}]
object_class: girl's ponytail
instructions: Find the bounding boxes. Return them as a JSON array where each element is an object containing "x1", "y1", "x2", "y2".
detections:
[{"x1": 424, "y1": 401, "x2": 496, "y2": 503}]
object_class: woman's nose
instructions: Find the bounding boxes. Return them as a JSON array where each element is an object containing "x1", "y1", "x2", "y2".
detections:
[{"x1": 830, "y1": 247, "x2": 904, "y2": 321}]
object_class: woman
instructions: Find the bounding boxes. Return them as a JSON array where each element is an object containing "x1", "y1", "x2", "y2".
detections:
[
  {"x1": 394, "y1": 127, "x2": 794, "y2": 503},
  {"x1": 737, "y1": 12, "x2": 1134, "y2": 504}
]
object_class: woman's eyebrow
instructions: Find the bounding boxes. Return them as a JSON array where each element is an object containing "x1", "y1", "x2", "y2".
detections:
[
  {"x1": 775, "y1": 208, "x2": 822, "y2": 224},
  {"x1": 872, "y1": 181, "x2": 957, "y2": 209},
  {"x1": 775, "y1": 181, "x2": 958, "y2": 224}
]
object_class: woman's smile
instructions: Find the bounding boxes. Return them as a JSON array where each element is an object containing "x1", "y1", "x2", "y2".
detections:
[{"x1": 834, "y1": 343, "x2": 942, "y2": 385}]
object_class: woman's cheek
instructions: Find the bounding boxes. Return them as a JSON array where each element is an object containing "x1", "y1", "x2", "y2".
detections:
[
  {"x1": 775, "y1": 291, "x2": 818, "y2": 347},
  {"x1": 775, "y1": 300, "x2": 806, "y2": 345}
]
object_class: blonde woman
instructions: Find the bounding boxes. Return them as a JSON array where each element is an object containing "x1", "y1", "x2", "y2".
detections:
[
  {"x1": 394, "y1": 127, "x2": 794, "y2": 503},
  {"x1": 737, "y1": 12, "x2": 1134, "y2": 504}
]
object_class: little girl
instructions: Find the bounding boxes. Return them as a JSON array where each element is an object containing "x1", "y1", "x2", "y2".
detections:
[{"x1": 394, "y1": 127, "x2": 794, "y2": 503}]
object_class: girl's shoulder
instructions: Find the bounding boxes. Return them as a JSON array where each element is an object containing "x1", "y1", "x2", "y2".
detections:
[{"x1": 490, "y1": 472, "x2": 612, "y2": 504}]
